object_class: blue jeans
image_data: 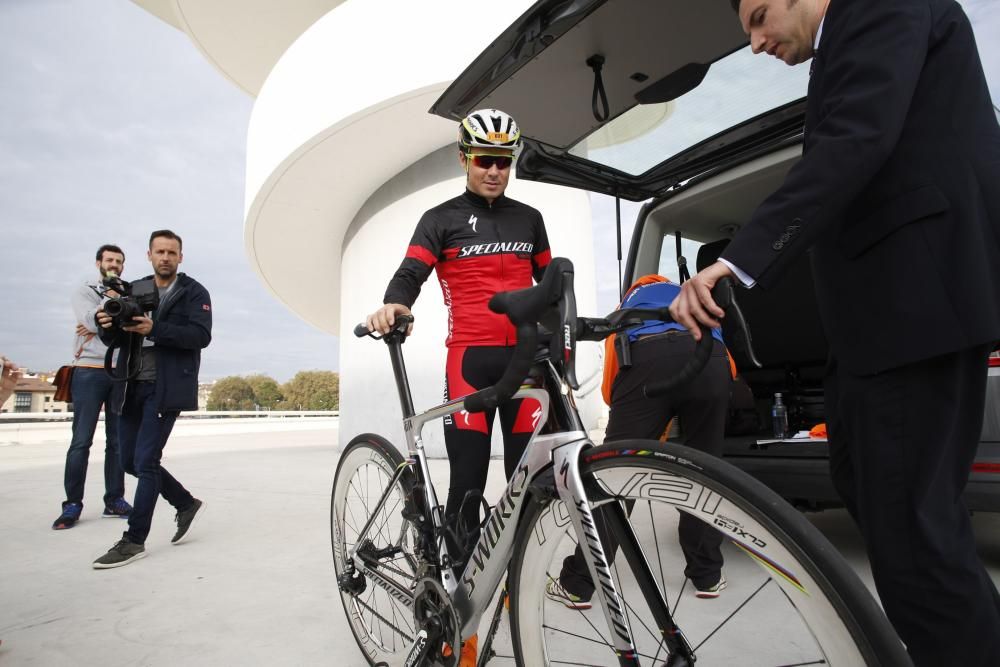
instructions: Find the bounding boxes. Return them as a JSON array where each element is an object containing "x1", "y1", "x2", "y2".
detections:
[
  {"x1": 64, "y1": 367, "x2": 124, "y2": 506},
  {"x1": 117, "y1": 382, "x2": 194, "y2": 544}
]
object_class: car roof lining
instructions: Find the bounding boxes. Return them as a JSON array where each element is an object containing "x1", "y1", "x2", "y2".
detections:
[
  {"x1": 632, "y1": 145, "x2": 802, "y2": 277},
  {"x1": 475, "y1": 0, "x2": 748, "y2": 151}
]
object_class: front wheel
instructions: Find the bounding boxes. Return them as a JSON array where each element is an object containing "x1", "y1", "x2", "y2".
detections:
[
  {"x1": 508, "y1": 440, "x2": 910, "y2": 666},
  {"x1": 331, "y1": 434, "x2": 419, "y2": 666}
]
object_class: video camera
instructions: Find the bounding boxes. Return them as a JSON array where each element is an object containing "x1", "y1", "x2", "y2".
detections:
[{"x1": 101, "y1": 273, "x2": 159, "y2": 330}]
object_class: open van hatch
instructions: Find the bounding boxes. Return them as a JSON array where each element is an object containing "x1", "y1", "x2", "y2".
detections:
[
  {"x1": 431, "y1": 0, "x2": 1000, "y2": 513},
  {"x1": 430, "y1": 0, "x2": 809, "y2": 200}
]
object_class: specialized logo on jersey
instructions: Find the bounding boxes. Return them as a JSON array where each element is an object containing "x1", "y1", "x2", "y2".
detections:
[
  {"x1": 467, "y1": 215, "x2": 478, "y2": 233},
  {"x1": 457, "y1": 241, "x2": 534, "y2": 258}
]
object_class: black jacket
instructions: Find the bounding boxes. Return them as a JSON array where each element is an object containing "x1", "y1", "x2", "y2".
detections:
[
  {"x1": 99, "y1": 273, "x2": 212, "y2": 413},
  {"x1": 722, "y1": 0, "x2": 1000, "y2": 375}
]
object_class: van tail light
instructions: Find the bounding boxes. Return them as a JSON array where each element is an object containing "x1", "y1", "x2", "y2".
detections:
[
  {"x1": 972, "y1": 462, "x2": 1000, "y2": 474},
  {"x1": 989, "y1": 351, "x2": 1000, "y2": 368}
]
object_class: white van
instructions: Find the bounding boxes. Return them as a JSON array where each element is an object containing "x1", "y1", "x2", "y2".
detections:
[{"x1": 430, "y1": 0, "x2": 1000, "y2": 510}]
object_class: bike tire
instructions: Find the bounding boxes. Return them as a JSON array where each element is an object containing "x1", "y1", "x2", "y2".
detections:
[
  {"x1": 508, "y1": 439, "x2": 910, "y2": 666},
  {"x1": 331, "y1": 433, "x2": 419, "y2": 666}
]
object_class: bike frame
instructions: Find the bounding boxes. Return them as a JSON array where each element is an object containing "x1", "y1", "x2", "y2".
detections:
[{"x1": 346, "y1": 333, "x2": 671, "y2": 666}]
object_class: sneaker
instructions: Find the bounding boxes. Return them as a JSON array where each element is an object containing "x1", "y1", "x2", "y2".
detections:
[
  {"x1": 102, "y1": 497, "x2": 133, "y2": 518},
  {"x1": 545, "y1": 578, "x2": 593, "y2": 610},
  {"x1": 695, "y1": 574, "x2": 727, "y2": 599},
  {"x1": 52, "y1": 502, "x2": 83, "y2": 530},
  {"x1": 93, "y1": 538, "x2": 146, "y2": 569},
  {"x1": 442, "y1": 633, "x2": 478, "y2": 667},
  {"x1": 171, "y1": 498, "x2": 203, "y2": 545}
]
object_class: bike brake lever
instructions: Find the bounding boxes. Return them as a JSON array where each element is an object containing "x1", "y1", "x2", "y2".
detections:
[{"x1": 713, "y1": 277, "x2": 762, "y2": 369}]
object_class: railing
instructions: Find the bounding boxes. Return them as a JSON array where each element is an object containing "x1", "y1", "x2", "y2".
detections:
[{"x1": 0, "y1": 410, "x2": 339, "y2": 423}]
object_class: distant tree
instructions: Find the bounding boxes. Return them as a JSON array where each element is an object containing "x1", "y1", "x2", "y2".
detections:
[
  {"x1": 207, "y1": 376, "x2": 256, "y2": 411},
  {"x1": 280, "y1": 371, "x2": 339, "y2": 411},
  {"x1": 245, "y1": 375, "x2": 283, "y2": 410}
]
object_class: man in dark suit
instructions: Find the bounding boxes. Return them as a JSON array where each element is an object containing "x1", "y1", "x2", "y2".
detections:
[{"x1": 671, "y1": 0, "x2": 1000, "y2": 664}]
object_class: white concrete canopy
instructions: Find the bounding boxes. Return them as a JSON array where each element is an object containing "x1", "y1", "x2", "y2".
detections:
[
  {"x1": 132, "y1": 0, "x2": 343, "y2": 95},
  {"x1": 241, "y1": 0, "x2": 542, "y2": 334},
  {"x1": 130, "y1": 0, "x2": 607, "y2": 451}
]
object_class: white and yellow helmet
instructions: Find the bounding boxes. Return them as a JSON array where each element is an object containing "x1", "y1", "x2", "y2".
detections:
[{"x1": 459, "y1": 109, "x2": 522, "y2": 151}]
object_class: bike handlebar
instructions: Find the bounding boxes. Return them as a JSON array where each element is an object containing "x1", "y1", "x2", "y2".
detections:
[
  {"x1": 354, "y1": 315, "x2": 414, "y2": 340},
  {"x1": 354, "y1": 257, "x2": 761, "y2": 412}
]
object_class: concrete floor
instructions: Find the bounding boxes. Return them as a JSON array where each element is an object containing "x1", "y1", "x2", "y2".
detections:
[{"x1": 1, "y1": 421, "x2": 998, "y2": 666}]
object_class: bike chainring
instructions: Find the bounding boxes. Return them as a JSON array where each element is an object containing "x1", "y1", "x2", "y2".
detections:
[{"x1": 412, "y1": 577, "x2": 462, "y2": 667}]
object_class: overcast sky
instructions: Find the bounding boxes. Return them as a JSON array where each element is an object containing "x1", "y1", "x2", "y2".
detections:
[
  {"x1": 1, "y1": 1, "x2": 996, "y2": 383},
  {"x1": 0, "y1": 0, "x2": 337, "y2": 383}
]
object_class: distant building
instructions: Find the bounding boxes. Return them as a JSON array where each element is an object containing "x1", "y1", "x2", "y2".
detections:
[
  {"x1": 198, "y1": 382, "x2": 215, "y2": 412},
  {"x1": 1, "y1": 376, "x2": 68, "y2": 414}
]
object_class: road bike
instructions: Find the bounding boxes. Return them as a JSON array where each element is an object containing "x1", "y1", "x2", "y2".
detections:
[{"x1": 331, "y1": 257, "x2": 908, "y2": 666}]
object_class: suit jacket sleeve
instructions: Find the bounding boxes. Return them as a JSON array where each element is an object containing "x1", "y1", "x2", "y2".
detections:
[{"x1": 721, "y1": 0, "x2": 932, "y2": 287}]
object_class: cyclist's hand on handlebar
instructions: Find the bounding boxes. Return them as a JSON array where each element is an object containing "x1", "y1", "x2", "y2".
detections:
[
  {"x1": 670, "y1": 261, "x2": 734, "y2": 340},
  {"x1": 366, "y1": 303, "x2": 413, "y2": 336}
]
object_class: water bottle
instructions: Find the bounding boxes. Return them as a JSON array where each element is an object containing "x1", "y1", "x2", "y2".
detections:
[{"x1": 772, "y1": 393, "x2": 788, "y2": 440}]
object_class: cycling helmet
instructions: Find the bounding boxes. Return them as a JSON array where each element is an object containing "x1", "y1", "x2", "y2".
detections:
[{"x1": 459, "y1": 109, "x2": 522, "y2": 151}]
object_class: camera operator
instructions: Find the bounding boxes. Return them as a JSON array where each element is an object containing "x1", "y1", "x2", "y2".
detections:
[
  {"x1": 91, "y1": 229, "x2": 211, "y2": 569},
  {"x1": 52, "y1": 245, "x2": 131, "y2": 530}
]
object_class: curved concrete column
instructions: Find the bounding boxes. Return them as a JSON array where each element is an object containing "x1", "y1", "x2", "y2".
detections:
[{"x1": 243, "y1": 0, "x2": 538, "y2": 334}]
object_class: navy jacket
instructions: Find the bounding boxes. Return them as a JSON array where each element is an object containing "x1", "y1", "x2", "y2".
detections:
[
  {"x1": 99, "y1": 273, "x2": 212, "y2": 413},
  {"x1": 722, "y1": 0, "x2": 1000, "y2": 375}
]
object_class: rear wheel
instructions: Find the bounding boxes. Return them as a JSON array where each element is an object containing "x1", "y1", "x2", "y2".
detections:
[
  {"x1": 331, "y1": 434, "x2": 420, "y2": 666},
  {"x1": 509, "y1": 440, "x2": 909, "y2": 666}
]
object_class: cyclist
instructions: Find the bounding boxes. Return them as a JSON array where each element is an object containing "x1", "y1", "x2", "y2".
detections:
[
  {"x1": 546, "y1": 275, "x2": 733, "y2": 609},
  {"x1": 366, "y1": 108, "x2": 551, "y2": 665}
]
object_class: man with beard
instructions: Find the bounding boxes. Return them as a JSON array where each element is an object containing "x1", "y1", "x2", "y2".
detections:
[
  {"x1": 92, "y1": 230, "x2": 211, "y2": 568},
  {"x1": 52, "y1": 245, "x2": 131, "y2": 530}
]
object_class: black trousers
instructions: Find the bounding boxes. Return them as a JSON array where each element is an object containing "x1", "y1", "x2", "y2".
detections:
[
  {"x1": 827, "y1": 343, "x2": 1000, "y2": 666},
  {"x1": 559, "y1": 333, "x2": 731, "y2": 597}
]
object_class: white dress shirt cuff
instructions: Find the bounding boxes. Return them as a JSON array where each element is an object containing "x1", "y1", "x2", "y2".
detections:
[{"x1": 719, "y1": 258, "x2": 756, "y2": 288}]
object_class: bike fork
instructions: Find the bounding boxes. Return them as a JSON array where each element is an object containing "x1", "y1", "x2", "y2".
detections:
[
  {"x1": 552, "y1": 441, "x2": 694, "y2": 666},
  {"x1": 605, "y1": 501, "x2": 696, "y2": 666}
]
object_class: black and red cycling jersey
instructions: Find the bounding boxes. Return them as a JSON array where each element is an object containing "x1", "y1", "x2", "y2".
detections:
[{"x1": 384, "y1": 189, "x2": 552, "y2": 347}]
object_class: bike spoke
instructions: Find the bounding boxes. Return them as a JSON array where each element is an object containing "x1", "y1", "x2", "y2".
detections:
[
  {"x1": 545, "y1": 571, "x2": 610, "y2": 643},
  {"x1": 692, "y1": 578, "x2": 771, "y2": 652},
  {"x1": 540, "y1": 624, "x2": 669, "y2": 663},
  {"x1": 611, "y1": 557, "x2": 662, "y2": 649},
  {"x1": 355, "y1": 594, "x2": 414, "y2": 644},
  {"x1": 371, "y1": 495, "x2": 404, "y2": 546}
]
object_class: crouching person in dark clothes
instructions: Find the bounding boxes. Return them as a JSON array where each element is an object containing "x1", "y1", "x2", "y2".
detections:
[
  {"x1": 92, "y1": 229, "x2": 210, "y2": 569},
  {"x1": 545, "y1": 275, "x2": 733, "y2": 608}
]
